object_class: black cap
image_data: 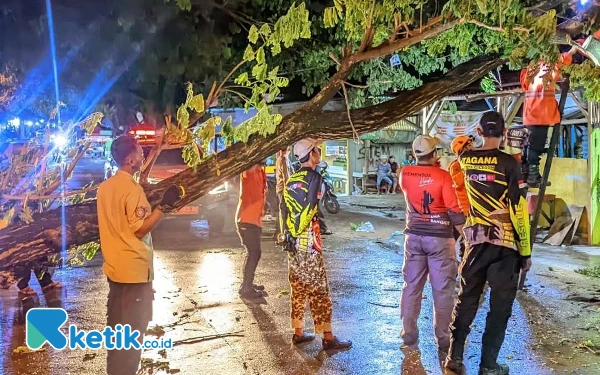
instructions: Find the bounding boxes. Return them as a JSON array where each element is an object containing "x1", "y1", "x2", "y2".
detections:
[{"x1": 479, "y1": 111, "x2": 505, "y2": 137}]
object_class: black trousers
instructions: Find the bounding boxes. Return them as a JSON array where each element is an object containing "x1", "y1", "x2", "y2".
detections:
[
  {"x1": 448, "y1": 243, "x2": 521, "y2": 368},
  {"x1": 525, "y1": 125, "x2": 549, "y2": 166},
  {"x1": 237, "y1": 222, "x2": 262, "y2": 290},
  {"x1": 106, "y1": 279, "x2": 153, "y2": 375},
  {"x1": 17, "y1": 266, "x2": 53, "y2": 290}
]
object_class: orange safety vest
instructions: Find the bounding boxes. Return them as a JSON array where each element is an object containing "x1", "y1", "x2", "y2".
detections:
[
  {"x1": 520, "y1": 52, "x2": 573, "y2": 126},
  {"x1": 448, "y1": 160, "x2": 470, "y2": 216}
]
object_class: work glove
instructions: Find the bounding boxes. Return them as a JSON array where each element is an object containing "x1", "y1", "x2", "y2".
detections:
[{"x1": 160, "y1": 185, "x2": 185, "y2": 210}]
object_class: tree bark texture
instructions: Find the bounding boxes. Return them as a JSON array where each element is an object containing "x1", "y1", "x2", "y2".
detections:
[{"x1": 0, "y1": 54, "x2": 500, "y2": 288}]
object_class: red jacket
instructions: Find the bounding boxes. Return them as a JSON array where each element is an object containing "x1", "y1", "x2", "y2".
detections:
[{"x1": 399, "y1": 165, "x2": 465, "y2": 238}]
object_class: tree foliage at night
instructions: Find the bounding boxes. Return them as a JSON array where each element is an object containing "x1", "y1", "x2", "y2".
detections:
[{"x1": 1, "y1": 0, "x2": 599, "y2": 286}]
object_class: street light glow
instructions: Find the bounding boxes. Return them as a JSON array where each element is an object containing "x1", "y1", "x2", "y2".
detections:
[
  {"x1": 8, "y1": 117, "x2": 20, "y2": 127},
  {"x1": 53, "y1": 134, "x2": 68, "y2": 148}
]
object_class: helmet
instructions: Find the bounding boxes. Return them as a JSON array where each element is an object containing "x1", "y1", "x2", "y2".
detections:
[{"x1": 451, "y1": 135, "x2": 475, "y2": 156}]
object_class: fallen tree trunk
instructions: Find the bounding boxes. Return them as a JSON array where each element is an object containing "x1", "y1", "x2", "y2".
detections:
[{"x1": 0, "y1": 54, "x2": 500, "y2": 288}]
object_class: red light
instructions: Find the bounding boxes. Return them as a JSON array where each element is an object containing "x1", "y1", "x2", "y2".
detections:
[{"x1": 132, "y1": 130, "x2": 157, "y2": 136}]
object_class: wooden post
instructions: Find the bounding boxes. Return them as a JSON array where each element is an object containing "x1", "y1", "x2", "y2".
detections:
[
  {"x1": 589, "y1": 101, "x2": 600, "y2": 245},
  {"x1": 518, "y1": 79, "x2": 570, "y2": 290},
  {"x1": 345, "y1": 138, "x2": 351, "y2": 195},
  {"x1": 362, "y1": 139, "x2": 370, "y2": 193}
]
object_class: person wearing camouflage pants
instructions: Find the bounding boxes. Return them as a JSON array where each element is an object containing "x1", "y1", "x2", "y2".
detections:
[
  {"x1": 288, "y1": 223, "x2": 333, "y2": 333},
  {"x1": 282, "y1": 138, "x2": 352, "y2": 351}
]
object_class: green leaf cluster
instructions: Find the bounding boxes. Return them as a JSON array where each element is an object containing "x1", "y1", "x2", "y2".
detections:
[
  {"x1": 565, "y1": 62, "x2": 600, "y2": 102},
  {"x1": 65, "y1": 242, "x2": 101, "y2": 267},
  {"x1": 170, "y1": 2, "x2": 310, "y2": 168}
]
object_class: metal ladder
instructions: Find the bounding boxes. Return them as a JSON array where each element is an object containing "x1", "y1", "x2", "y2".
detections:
[{"x1": 518, "y1": 79, "x2": 570, "y2": 290}]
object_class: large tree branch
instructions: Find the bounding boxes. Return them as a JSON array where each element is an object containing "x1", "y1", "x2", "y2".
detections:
[
  {"x1": 352, "y1": 19, "x2": 459, "y2": 63},
  {"x1": 302, "y1": 19, "x2": 461, "y2": 113},
  {"x1": 313, "y1": 54, "x2": 503, "y2": 138},
  {"x1": 0, "y1": 54, "x2": 499, "y2": 288}
]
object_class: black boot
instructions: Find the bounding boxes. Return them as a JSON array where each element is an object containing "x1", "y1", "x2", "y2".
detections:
[
  {"x1": 479, "y1": 363, "x2": 509, "y2": 375},
  {"x1": 526, "y1": 164, "x2": 550, "y2": 188},
  {"x1": 521, "y1": 164, "x2": 528, "y2": 182},
  {"x1": 444, "y1": 358, "x2": 465, "y2": 374}
]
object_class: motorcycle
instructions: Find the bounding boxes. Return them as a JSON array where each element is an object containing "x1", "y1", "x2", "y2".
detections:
[
  {"x1": 318, "y1": 161, "x2": 340, "y2": 214},
  {"x1": 290, "y1": 160, "x2": 340, "y2": 214},
  {"x1": 104, "y1": 158, "x2": 118, "y2": 180}
]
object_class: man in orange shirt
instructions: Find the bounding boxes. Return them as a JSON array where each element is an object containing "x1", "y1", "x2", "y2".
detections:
[
  {"x1": 520, "y1": 48, "x2": 577, "y2": 186},
  {"x1": 448, "y1": 135, "x2": 475, "y2": 259},
  {"x1": 399, "y1": 135, "x2": 466, "y2": 352},
  {"x1": 98, "y1": 136, "x2": 182, "y2": 375},
  {"x1": 236, "y1": 163, "x2": 268, "y2": 300},
  {"x1": 448, "y1": 135, "x2": 475, "y2": 217}
]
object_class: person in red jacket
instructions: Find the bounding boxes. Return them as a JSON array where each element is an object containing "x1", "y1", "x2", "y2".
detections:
[
  {"x1": 399, "y1": 135, "x2": 466, "y2": 352},
  {"x1": 520, "y1": 48, "x2": 577, "y2": 186}
]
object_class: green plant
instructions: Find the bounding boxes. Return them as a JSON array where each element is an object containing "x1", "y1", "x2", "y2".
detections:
[{"x1": 575, "y1": 266, "x2": 600, "y2": 279}]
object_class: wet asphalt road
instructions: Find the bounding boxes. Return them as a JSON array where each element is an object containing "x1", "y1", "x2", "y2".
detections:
[{"x1": 0, "y1": 207, "x2": 589, "y2": 375}]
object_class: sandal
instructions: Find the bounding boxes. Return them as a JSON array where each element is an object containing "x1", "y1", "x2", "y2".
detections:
[
  {"x1": 322, "y1": 336, "x2": 352, "y2": 350},
  {"x1": 292, "y1": 333, "x2": 315, "y2": 345},
  {"x1": 18, "y1": 286, "x2": 36, "y2": 296}
]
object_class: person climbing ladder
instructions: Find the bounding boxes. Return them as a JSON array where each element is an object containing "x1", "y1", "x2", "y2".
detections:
[{"x1": 519, "y1": 47, "x2": 578, "y2": 187}]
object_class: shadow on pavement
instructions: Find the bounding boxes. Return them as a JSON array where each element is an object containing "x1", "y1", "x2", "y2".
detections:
[{"x1": 244, "y1": 300, "x2": 324, "y2": 374}]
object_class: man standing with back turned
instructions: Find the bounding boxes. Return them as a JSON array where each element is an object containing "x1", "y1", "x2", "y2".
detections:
[
  {"x1": 97, "y1": 136, "x2": 182, "y2": 375},
  {"x1": 399, "y1": 135, "x2": 465, "y2": 352},
  {"x1": 445, "y1": 111, "x2": 531, "y2": 375}
]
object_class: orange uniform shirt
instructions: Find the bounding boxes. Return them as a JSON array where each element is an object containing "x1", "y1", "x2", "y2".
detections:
[
  {"x1": 520, "y1": 52, "x2": 573, "y2": 126},
  {"x1": 399, "y1": 165, "x2": 465, "y2": 238},
  {"x1": 236, "y1": 167, "x2": 267, "y2": 227},
  {"x1": 448, "y1": 160, "x2": 470, "y2": 216}
]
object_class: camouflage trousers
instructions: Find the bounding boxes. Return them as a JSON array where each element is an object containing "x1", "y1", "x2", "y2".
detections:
[{"x1": 288, "y1": 249, "x2": 333, "y2": 333}]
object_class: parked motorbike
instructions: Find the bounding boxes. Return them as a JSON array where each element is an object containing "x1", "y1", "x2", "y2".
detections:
[
  {"x1": 318, "y1": 161, "x2": 340, "y2": 214},
  {"x1": 104, "y1": 158, "x2": 118, "y2": 180},
  {"x1": 290, "y1": 160, "x2": 340, "y2": 214}
]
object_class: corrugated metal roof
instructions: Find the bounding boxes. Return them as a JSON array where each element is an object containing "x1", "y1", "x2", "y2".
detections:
[
  {"x1": 385, "y1": 121, "x2": 419, "y2": 131},
  {"x1": 384, "y1": 116, "x2": 420, "y2": 131}
]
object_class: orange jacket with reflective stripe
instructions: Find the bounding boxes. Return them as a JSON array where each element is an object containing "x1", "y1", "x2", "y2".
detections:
[
  {"x1": 520, "y1": 52, "x2": 573, "y2": 126},
  {"x1": 448, "y1": 160, "x2": 470, "y2": 216}
]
